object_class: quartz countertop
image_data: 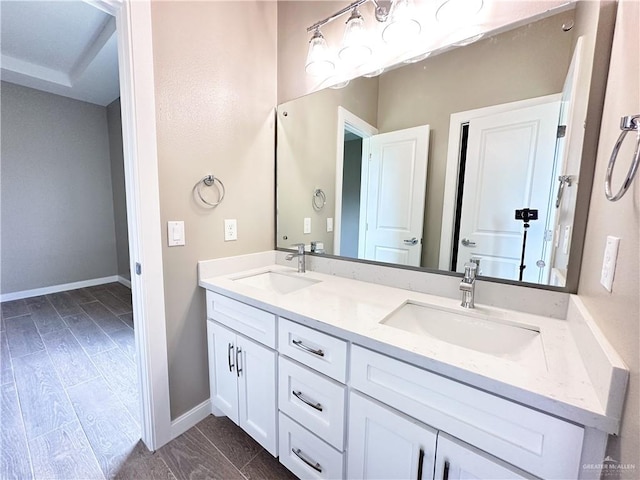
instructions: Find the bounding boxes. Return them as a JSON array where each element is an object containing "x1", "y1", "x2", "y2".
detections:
[{"x1": 199, "y1": 253, "x2": 627, "y2": 434}]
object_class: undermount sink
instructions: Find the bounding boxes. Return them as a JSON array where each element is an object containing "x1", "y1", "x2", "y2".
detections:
[
  {"x1": 380, "y1": 302, "x2": 547, "y2": 369},
  {"x1": 232, "y1": 271, "x2": 320, "y2": 294}
]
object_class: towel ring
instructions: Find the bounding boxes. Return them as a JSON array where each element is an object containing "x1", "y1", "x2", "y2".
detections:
[
  {"x1": 194, "y1": 175, "x2": 225, "y2": 208},
  {"x1": 312, "y1": 188, "x2": 326, "y2": 211},
  {"x1": 605, "y1": 114, "x2": 640, "y2": 202}
]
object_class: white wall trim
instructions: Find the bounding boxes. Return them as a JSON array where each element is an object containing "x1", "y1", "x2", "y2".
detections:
[
  {"x1": 170, "y1": 399, "x2": 212, "y2": 440},
  {"x1": 117, "y1": 276, "x2": 132, "y2": 288},
  {"x1": 0, "y1": 276, "x2": 120, "y2": 302}
]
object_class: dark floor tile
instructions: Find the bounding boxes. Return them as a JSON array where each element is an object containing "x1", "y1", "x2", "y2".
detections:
[
  {"x1": 66, "y1": 287, "x2": 97, "y2": 305},
  {"x1": 47, "y1": 291, "x2": 83, "y2": 317},
  {"x1": 241, "y1": 450, "x2": 298, "y2": 480},
  {"x1": 159, "y1": 428, "x2": 245, "y2": 480},
  {"x1": 91, "y1": 289, "x2": 132, "y2": 316},
  {"x1": 68, "y1": 377, "x2": 140, "y2": 478},
  {"x1": 1, "y1": 299, "x2": 29, "y2": 319},
  {"x1": 108, "y1": 327, "x2": 136, "y2": 362},
  {"x1": 119, "y1": 312, "x2": 134, "y2": 329},
  {"x1": 27, "y1": 299, "x2": 67, "y2": 335},
  {"x1": 42, "y1": 328, "x2": 100, "y2": 387},
  {"x1": 81, "y1": 301, "x2": 129, "y2": 333},
  {"x1": 4, "y1": 314, "x2": 45, "y2": 358},
  {"x1": 91, "y1": 347, "x2": 139, "y2": 422},
  {"x1": 196, "y1": 415, "x2": 261, "y2": 469},
  {"x1": 29, "y1": 421, "x2": 104, "y2": 480},
  {"x1": 1, "y1": 383, "x2": 34, "y2": 479},
  {"x1": 107, "y1": 283, "x2": 133, "y2": 306},
  {"x1": 113, "y1": 440, "x2": 176, "y2": 480},
  {"x1": 25, "y1": 295, "x2": 47, "y2": 306},
  {"x1": 12, "y1": 350, "x2": 76, "y2": 440},
  {"x1": 65, "y1": 313, "x2": 116, "y2": 356},
  {"x1": 1, "y1": 332, "x2": 14, "y2": 385}
]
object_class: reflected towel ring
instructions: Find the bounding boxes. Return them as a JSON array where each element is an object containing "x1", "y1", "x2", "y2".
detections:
[
  {"x1": 312, "y1": 188, "x2": 326, "y2": 211},
  {"x1": 194, "y1": 175, "x2": 225, "y2": 208},
  {"x1": 605, "y1": 114, "x2": 640, "y2": 202}
]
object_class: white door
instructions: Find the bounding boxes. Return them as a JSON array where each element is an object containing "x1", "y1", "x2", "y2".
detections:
[
  {"x1": 434, "y1": 434, "x2": 531, "y2": 479},
  {"x1": 208, "y1": 322, "x2": 239, "y2": 423},
  {"x1": 237, "y1": 336, "x2": 277, "y2": 456},
  {"x1": 347, "y1": 392, "x2": 437, "y2": 479},
  {"x1": 457, "y1": 102, "x2": 560, "y2": 282},
  {"x1": 360, "y1": 125, "x2": 430, "y2": 267}
]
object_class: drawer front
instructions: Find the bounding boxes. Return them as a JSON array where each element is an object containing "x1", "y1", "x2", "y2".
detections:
[
  {"x1": 279, "y1": 356, "x2": 346, "y2": 450},
  {"x1": 206, "y1": 291, "x2": 276, "y2": 348},
  {"x1": 350, "y1": 345, "x2": 584, "y2": 480},
  {"x1": 278, "y1": 318, "x2": 347, "y2": 382},
  {"x1": 279, "y1": 413, "x2": 344, "y2": 480}
]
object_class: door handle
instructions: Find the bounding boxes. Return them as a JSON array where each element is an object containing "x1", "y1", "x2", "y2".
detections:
[
  {"x1": 416, "y1": 448, "x2": 425, "y2": 480},
  {"x1": 461, "y1": 238, "x2": 476, "y2": 247},
  {"x1": 556, "y1": 175, "x2": 573, "y2": 208},
  {"x1": 227, "y1": 343, "x2": 235, "y2": 372},
  {"x1": 404, "y1": 237, "x2": 419, "y2": 246},
  {"x1": 235, "y1": 347, "x2": 242, "y2": 377}
]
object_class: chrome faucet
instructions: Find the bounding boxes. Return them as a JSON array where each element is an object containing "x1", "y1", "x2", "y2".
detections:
[
  {"x1": 286, "y1": 243, "x2": 306, "y2": 273},
  {"x1": 460, "y1": 262, "x2": 477, "y2": 308}
]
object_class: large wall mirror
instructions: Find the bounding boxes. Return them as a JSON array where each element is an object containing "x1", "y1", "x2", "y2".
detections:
[{"x1": 276, "y1": 0, "x2": 614, "y2": 291}]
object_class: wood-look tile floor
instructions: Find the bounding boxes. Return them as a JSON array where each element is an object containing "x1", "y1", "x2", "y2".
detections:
[{"x1": 1, "y1": 283, "x2": 296, "y2": 480}]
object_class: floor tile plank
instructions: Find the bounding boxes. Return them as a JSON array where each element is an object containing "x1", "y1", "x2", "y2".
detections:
[
  {"x1": 106, "y1": 283, "x2": 133, "y2": 306},
  {"x1": 90, "y1": 289, "x2": 132, "y2": 316},
  {"x1": 29, "y1": 421, "x2": 104, "y2": 480},
  {"x1": 1, "y1": 332, "x2": 14, "y2": 385},
  {"x1": 113, "y1": 441, "x2": 176, "y2": 480},
  {"x1": 47, "y1": 292, "x2": 83, "y2": 317},
  {"x1": 42, "y1": 328, "x2": 100, "y2": 388},
  {"x1": 28, "y1": 299, "x2": 67, "y2": 336},
  {"x1": 1, "y1": 383, "x2": 34, "y2": 479},
  {"x1": 67, "y1": 377, "x2": 140, "y2": 478},
  {"x1": 196, "y1": 415, "x2": 261, "y2": 469},
  {"x1": 12, "y1": 350, "x2": 76, "y2": 439},
  {"x1": 81, "y1": 301, "x2": 129, "y2": 333},
  {"x1": 65, "y1": 313, "x2": 117, "y2": 356},
  {"x1": 91, "y1": 347, "x2": 139, "y2": 422},
  {"x1": 119, "y1": 312, "x2": 134, "y2": 329},
  {"x1": 66, "y1": 287, "x2": 97, "y2": 305},
  {"x1": 108, "y1": 327, "x2": 136, "y2": 362},
  {"x1": 241, "y1": 449, "x2": 298, "y2": 480},
  {"x1": 159, "y1": 428, "x2": 245, "y2": 480},
  {"x1": 1, "y1": 299, "x2": 29, "y2": 319},
  {"x1": 4, "y1": 314, "x2": 45, "y2": 358}
]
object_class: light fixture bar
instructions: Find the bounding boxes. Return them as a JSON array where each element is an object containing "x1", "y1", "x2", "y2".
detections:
[{"x1": 307, "y1": 0, "x2": 386, "y2": 32}]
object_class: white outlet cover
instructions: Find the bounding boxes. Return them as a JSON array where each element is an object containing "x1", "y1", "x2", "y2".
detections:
[
  {"x1": 600, "y1": 236, "x2": 620, "y2": 292},
  {"x1": 303, "y1": 217, "x2": 311, "y2": 234},
  {"x1": 224, "y1": 219, "x2": 237, "y2": 241},
  {"x1": 327, "y1": 217, "x2": 333, "y2": 232}
]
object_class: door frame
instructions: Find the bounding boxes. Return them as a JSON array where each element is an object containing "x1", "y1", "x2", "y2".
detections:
[
  {"x1": 334, "y1": 106, "x2": 378, "y2": 255},
  {"x1": 87, "y1": 0, "x2": 171, "y2": 450},
  {"x1": 438, "y1": 93, "x2": 561, "y2": 271}
]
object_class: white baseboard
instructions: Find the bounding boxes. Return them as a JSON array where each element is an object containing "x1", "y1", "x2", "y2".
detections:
[
  {"x1": 170, "y1": 399, "x2": 211, "y2": 440},
  {"x1": 0, "y1": 276, "x2": 120, "y2": 302},
  {"x1": 117, "y1": 276, "x2": 132, "y2": 288}
]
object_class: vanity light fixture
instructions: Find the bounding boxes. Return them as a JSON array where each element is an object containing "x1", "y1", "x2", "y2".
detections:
[
  {"x1": 381, "y1": 0, "x2": 422, "y2": 44},
  {"x1": 436, "y1": 0, "x2": 483, "y2": 24},
  {"x1": 403, "y1": 51, "x2": 431, "y2": 63},
  {"x1": 305, "y1": 28, "x2": 336, "y2": 76},
  {"x1": 339, "y1": 7, "x2": 373, "y2": 64}
]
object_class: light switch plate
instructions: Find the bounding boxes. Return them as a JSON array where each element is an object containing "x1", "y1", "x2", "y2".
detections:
[
  {"x1": 167, "y1": 221, "x2": 185, "y2": 246},
  {"x1": 224, "y1": 219, "x2": 237, "y2": 241},
  {"x1": 303, "y1": 217, "x2": 311, "y2": 234},
  {"x1": 327, "y1": 217, "x2": 333, "y2": 232},
  {"x1": 600, "y1": 236, "x2": 620, "y2": 292}
]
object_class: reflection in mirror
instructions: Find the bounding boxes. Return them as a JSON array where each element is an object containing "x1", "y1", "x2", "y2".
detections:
[{"x1": 277, "y1": 1, "x2": 610, "y2": 289}]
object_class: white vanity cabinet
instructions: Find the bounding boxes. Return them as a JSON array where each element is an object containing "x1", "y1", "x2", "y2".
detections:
[{"x1": 206, "y1": 295, "x2": 277, "y2": 456}]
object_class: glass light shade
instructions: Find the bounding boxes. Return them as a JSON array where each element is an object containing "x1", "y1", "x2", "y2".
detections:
[
  {"x1": 436, "y1": 0, "x2": 483, "y2": 24},
  {"x1": 305, "y1": 29, "x2": 335, "y2": 77},
  {"x1": 339, "y1": 10, "x2": 372, "y2": 65},
  {"x1": 403, "y1": 51, "x2": 431, "y2": 64},
  {"x1": 382, "y1": 0, "x2": 421, "y2": 45}
]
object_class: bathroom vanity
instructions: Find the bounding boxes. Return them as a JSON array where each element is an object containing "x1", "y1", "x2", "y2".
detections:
[{"x1": 199, "y1": 251, "x2": 627, "y2": 480}]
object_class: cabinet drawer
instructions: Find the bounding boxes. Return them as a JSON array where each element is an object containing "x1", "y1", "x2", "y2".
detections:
[
  {"x1": 206, "y1": 291, "x2": 276, "y2": 348},
  {"x1": 279, "y1": 356, "x2": 346, "y2": 450},
  {"x1": 350, "y1": 345, "x2": 584, "y2": 480},
  {"x1": 279, "y1": 413, "x2": 344, "y2": 480},
  {"x1": 278, "y1": 318, "x2": 347, "y2": 382}
]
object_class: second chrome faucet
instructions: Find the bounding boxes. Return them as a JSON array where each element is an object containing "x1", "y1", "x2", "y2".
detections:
[
  {"x1": 286, "y1": 243, "x2": 306, "y2": 273},
  {"x1": 459, "y1": 262, "x2": 477, "y2": 308}
]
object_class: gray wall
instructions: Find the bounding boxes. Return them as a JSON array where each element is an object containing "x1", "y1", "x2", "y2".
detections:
[
  {"x1": 1, "y1": 82, "x2": 118, "y2": 294},
  {"x1": 107, "y1": 98, "x2": 130, "y2": 281}
]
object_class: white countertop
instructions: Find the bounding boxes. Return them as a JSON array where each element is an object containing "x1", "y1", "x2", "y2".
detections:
[{"x1": 198, "y1": 253, "x2": 627, "y2": 434}]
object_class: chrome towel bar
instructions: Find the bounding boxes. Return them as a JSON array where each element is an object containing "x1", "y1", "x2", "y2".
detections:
[{"x1": 605, "y1": 114, "x2": 640, "y2": 201}]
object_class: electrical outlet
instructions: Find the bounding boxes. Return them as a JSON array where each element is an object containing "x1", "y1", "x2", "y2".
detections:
[
  {"x1": 224, "y1": 219, "x2": 237, "y2": 241},
  {"x1": 600, "y1": 236, "x2": 620, "y2": 292},
  {"x1": 303, "y1": 217, "x2": 311, "y2": 234},
  {"x1": 327, "y1": 217, "x2": 333, "y2": 232}
]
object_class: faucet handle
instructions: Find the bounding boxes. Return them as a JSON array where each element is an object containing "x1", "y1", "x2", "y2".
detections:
[{"x1": 463, "y1": 262, "x2": 477, "y2": 280}]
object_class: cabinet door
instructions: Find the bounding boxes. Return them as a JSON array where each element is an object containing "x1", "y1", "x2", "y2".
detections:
[
  {"x1": 208, "y1": 322, "x2": 239, "y2": 423},
  {"x1": 434, "y1": 434, "x2": 534, "y2": 480},
  {"x1": 348, "y1": 392, "x2": 437, "y2": 480},
  {"x1": 238, "y1": 335, "x2": 278, "y2": 456}
]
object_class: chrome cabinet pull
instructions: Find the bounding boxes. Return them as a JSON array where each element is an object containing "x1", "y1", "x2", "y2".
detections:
[
  {"x1": 416, "y1": 448, "x2": 425, "y2": 480},
  {"x1": 235, "y1": 347, "x2": 242, "y2": 377},
  {"x1": 461, "y1": 238, "x2": 476, "y2": 247},
  {"x1": 404, "y1": 237, "x2": 419, "y2": 245},
  {"x1": 227, "y1": 343, "x2": 235, "y2": 372},
  {"x1": 292, "y1": 448, "x2": 322, "y2": 472},
  {"x1": 443, "y1": 460, "x2": 450, "y2": 480},
  {"x1": 292, "y1": 390, "x2": 323, "y2": 411},
  {"x1": 292, "y1": 339, "x2": 324, "y2": 357}
]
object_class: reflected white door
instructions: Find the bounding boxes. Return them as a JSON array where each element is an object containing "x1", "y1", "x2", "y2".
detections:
[
  {"x1": 457, "y1": 102, "x2": 560, "y2": 282},
  {"x1": 360, "y1": 125, "x2": 429, "y2": 267}
]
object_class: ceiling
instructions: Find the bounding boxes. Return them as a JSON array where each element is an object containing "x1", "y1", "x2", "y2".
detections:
[{"x1": 1, "y1": 1, "x2": 120, "y2": 106}]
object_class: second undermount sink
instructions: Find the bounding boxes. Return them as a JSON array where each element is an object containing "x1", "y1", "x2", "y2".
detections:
[
  {"x1": 232, "y1": 271, "x2": 320, "y2": 295},
  {"x1": 380, "y1": 301, "x2": 547, "y2": 369}
]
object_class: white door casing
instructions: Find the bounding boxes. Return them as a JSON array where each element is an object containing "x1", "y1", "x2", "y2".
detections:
[
  {"x1": 457, "y1": 101, "x2": 560, "y2": 282},
  {"x1": 360, "y1": 125, "x2": 430, "y2": 267}
]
